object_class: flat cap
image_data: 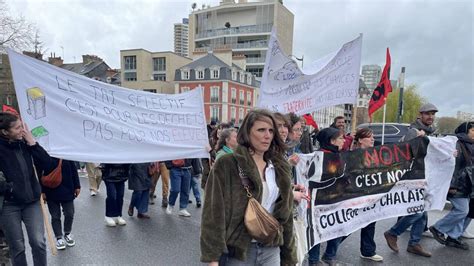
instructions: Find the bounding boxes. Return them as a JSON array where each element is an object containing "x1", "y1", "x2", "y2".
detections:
[{"x1": 419, "y1": 103, "x2": 438, "y2": 113}]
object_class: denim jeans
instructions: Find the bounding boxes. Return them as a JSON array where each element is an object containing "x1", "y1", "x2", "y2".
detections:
[
  {"x1": 46, "y1": 200, "x2": 75, "y2": 238},
  {"x1": 0, "y1": 200, "x2": 47, "y2": 266},
  {"x1": 225, "y1": 243, "x2": 280, "y2": 265},
  {"x1": 388, "y1": 211, "x2": 427, "y2": 246},
  {"x1": 360, "y1": 222, "x2": 376, "y2": 257},
  {"x1": 104, "y1": 181, "x2": 125, "y2": 217},
  {"x1": 168, "y1": 168, "x2": 191, "y2": 209},
  {"x1": 130, "y1": 189, "x2": 150, "y2": 214},
  {"x1": 308, "y1": 237, "x2": 343, "y2": 263},
  {"x1": 189, "y1": 175, "x2": 201, "y2": 203},
  {"x1": 434, "y1": 197, "x2": 469, "y2": 239}
]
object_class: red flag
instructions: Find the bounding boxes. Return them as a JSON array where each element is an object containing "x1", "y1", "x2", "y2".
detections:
[
  {"x1": 2, "y1": 105, "x2": 19, "y2": 117},
  {"x1": 368, "y1": 48, "x2": 393, "y2": 120},
  {"x1": 303, "y1": 114, "x2": 318, "y2": 129}
]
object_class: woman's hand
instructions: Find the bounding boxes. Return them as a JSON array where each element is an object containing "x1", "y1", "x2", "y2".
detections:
[
  {"x1": 288, "y1": 154, "x2": 300, "y2": 166},
  {"x1": 293, "y1": 191, "x2": 310, "y2": 203},
  {"x1": 22, "y1": 122, "x2": 37, "y2": 146},
  {"x1": 293, "y1": 183, "x2": 306, "y2": 193},
  {"x1": 74, "y1": 188, "x2": 81, "y2": 197}
]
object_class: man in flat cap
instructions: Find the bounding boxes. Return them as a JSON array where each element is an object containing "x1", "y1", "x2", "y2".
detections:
[{"x1": 383, "y1": 103, "x2": 438, "y2": 258}]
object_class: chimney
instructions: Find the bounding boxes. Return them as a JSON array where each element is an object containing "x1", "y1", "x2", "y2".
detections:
[
  {"x1": 48, "y1": 56, "x2": 64, "y2": 67},
  {"x1": 82, "y1": 54, "x2": 102, "y2": 64},
  {"x1": 22, "y1": 51, "x2": 43, "y2": 60},
  {"x1": 213, "y1": 46, "x2": 233, "y2": 67}
]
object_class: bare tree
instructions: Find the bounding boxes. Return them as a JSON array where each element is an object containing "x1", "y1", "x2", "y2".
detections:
[{"x1": 0, "y1": 0, "x2": 37, "y2": 52}]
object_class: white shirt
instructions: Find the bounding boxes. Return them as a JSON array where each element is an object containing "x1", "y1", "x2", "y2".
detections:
[{"x1": 261, "y1": 161, "x2": 279, "y2": 214}]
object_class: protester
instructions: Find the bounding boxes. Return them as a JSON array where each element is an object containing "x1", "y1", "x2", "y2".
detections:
[
  {"x1": 273, "y1": 112, "x2": 290, "y2": 144},
  {"x1": 128, "y1": 163, "x2": 152, "y2": 219},
  {"x1": 189, "y1": 158, "x2": 203, "y2": 208},
  {"x1": 330, "y1": 116, "x2": 353, "y2": 151},
  {"x1": 299, "y1": 118, "x2": 314, "y2": 154},
  {"x1": 0, "y1": 112, "x2": 52, "y2": 266},
  {"x1": 86, "y1": 162, "x2": 102, "y2": 196},
  {"x1": 201, "y1": 109, "x2": 297, "y2": 265},
  {"x1": 429, "y1": 121, "x2": 473, "y2": 250},
  {"x1": 101, "y1": 164, "x2": 129, "y2": 226},
  {"x1": 307, "y1": 127, "x2": 347, "y2": 265},
  {"x1": 149, "y1": 162, "x2": 170, "y2": 207},
  {"x1": 351, "y1": 128, "x2": 384, "y2": 261},
  {"x1": 215, "y1": 128, "x2": 238, "y2": 160},
  {"x1": 165, "y1": 159, "x2": 193, "y2": 217},
  {"x1": 41, "y1": 158, "x2": 81, "y2": 250},
  {"x1": 384, "y1": 103, "x2": 439, "y2": 257}
]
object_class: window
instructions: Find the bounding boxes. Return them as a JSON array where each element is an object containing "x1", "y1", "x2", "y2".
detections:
[
  {"x1": 231, "y1": 69, "x2": 237, "y2": 81},
  {"x1": 210, "y1": 106, "x2": 219, "y2": 121},
  {"x1": 181, "y1": 87, "x2": 190, "y2": 93},
  {"x1": 153, "y1": 57, "x2": 166, "y2": 71},
  {"x1": 211, "y1": 68, "x2": 220, "y2": 79},
  {"x1": 239, "y1": 108, "x2": 244, "y2": 124},
  {"x1": 246, "y1": 74, "x2": 252, "y2": 85},
  {"x1": 181, "y1": 69, "x2": 189, "y2": 80},
  {"x1": 210, "y1": 86, "x2": 219, "y2": 102},
  {"x1": 239, "y1": 71, "x2": 245, "y2": 83},
  {"x1": 231, "y1": 106, "x2": 236, "y2": 120},
  {"x1": 239, "y1": 90, "x2": 244, "y2": 105},
  {"x1": 196, "y1": 69, "x2": 204, "y2": 79},
  {"x1": 153, "y1": 74, "x2": 166, "y2": 81},
  {"x1": 231, "y1": 88, "x2": 236, "y2": 103},
  {"x1": 124, "y1": 72, "x2": 137, "y2": 81},
  {"x1": 124, "y1": 56, "x2": 136, "y2": 70},
  {"x1": 247, "y1": 91, "x2": 252, "y2": 106}
]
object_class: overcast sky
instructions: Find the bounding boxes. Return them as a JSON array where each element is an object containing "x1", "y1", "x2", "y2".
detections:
[{"x1": 6, "y1": 0, "x2": 473, "y2": 117}]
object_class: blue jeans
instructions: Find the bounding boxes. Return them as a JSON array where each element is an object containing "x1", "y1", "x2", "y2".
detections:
[
  {"x1": 168, "y1": 168, "x2": 191, "y2": 209},
  {"x1": 0, "y1": 200, "x2": 47, "y2": 266},
  {"x1": 360, "y1": 222, "x2": 376, "y2": 257},
  {"x1": 130, "y1": 189, "x2": 150, "y2": 214},
  {"x1": 388, "y1": 211, "x2": 427, "y2": 246},
  {"x1": 308, "y1": 237, "x2": 343, "y2": 263},
  {"x1": 225, "y1": 243, "x2": 280, "y2": 265},
  {"x1": 434, "y1": 197, "x2": 469, "y2": 239},
  {"x1": 105, "y1": 181, "x2": 125, "y2": 217},
  {"x1": 189, "y1": 175, "x2": 201, "y2": 203}
]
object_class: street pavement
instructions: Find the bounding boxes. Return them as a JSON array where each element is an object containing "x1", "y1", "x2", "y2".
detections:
[{"x1": 20, "y1": 173, "x2": 473, "y2": 265}]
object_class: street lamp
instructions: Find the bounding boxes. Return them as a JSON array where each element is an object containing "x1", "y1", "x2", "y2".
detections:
[{"x1": 289, "y1": 54, "x2": 304, "y2": 68}]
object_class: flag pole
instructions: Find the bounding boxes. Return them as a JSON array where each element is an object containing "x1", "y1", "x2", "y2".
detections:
[{"x1": 381, "y1": 99, "x2": 387, "y2": 145}]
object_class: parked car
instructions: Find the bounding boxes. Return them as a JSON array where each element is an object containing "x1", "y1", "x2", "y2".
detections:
[{"x1": 357, "y1": 123, "x2": 410, "y2": 146}]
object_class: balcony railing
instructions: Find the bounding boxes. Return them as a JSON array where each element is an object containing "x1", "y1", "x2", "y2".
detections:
[
  {"x1": 240, "y1": 100, "x2": 244, "y2": 105},
  {"x1": 196, "y1": 23, "x2": 272, "y2": 39},
  {"x1": 246, "y1": 57, "x2": 265, "y2": 64},
  {"x1": 231, "y1": 98, "x2": 236, "y2": 104},
  {"x1": 210, "y1": 97, "x2": 219, "y2": 103}
]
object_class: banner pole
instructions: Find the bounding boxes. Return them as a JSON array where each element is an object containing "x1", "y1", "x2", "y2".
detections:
[{"x1": 381, "y1": 100, "x2": 387, "y2": 145}]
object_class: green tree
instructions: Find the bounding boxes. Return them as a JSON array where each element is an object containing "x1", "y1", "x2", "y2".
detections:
[
  {"x1": 436, "y1": 117, "x2": 463, "y2": 134},
  {"x1": 372, "y1": 84, "x2": 425, "y2": 123}
]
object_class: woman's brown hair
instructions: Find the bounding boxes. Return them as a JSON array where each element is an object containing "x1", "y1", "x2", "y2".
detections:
[{"x1": 237, "y1": 109, "x2": 286, "y2": 161}]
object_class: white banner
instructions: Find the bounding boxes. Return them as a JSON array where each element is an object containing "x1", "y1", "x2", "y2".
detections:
[
  {"x1": 257, "y1": 30, "x2": 362, "y2": 115},
  {"x1": 294, "y1": 136, "x2": 457, "y2": 247},
  {"x1": 7, "y1": 49, "x2": 209, "y2": 163}
]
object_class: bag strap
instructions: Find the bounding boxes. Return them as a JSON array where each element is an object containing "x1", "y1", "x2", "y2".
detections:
[{"x1": 233, "y1": 155, "x2": 253, "y2": 198}]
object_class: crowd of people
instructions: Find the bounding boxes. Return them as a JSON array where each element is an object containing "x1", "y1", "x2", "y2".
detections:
[{"x1": 0, "y1": 103, "x2": 472, "y2": 266}]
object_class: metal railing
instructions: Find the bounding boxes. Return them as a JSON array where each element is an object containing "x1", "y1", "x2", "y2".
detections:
[{"x1": 196, "y1": 23, "x2": 272, "y2": 39}]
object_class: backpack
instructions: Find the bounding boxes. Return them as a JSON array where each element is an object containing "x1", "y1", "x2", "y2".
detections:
[
  {"x1": 171, "y1": 159, "x2": 185, "y2": 167},
  {"x1": 42, "y1": 159, "x2": 63, "y2": 189}
]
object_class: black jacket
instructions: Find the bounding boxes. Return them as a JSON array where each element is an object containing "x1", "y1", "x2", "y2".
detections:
[
  {"x1": 0, "y1": 138, "x2": 52, "y2": 204},
  {"x1": 101, "y1": 164, "x2": 129, "y2": 182},
  {"x1": 190, "y1": 158, "x2": 203, "y2": 176},
  {"x1": 41, "y1": 159, "x2": 81, "y2": 202},
  {"x1": 450, "y1": 134, "x2": 474, "y2": 198},
  {"x1": 128, "y1": 163, "x2": 152, "y2": 191}
]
